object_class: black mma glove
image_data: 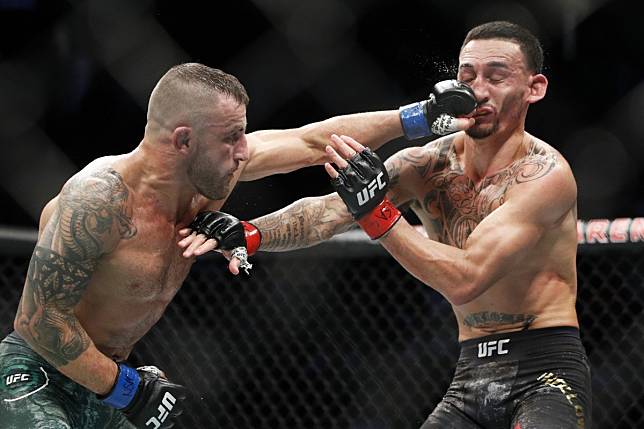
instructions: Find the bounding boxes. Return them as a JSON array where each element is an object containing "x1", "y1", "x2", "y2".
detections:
[
  {"x1": 399, "y1": 79, "x2": 477, "y2": 139},
  {"x1": 330, "y1": 148, "x2": 401, "y2": 239},
  {"x1": 188, "y1": 211, "x2": 261, "y2": 255},
  {"x1": 99, "y1": 364, "x2": 186, "y2": 429}
]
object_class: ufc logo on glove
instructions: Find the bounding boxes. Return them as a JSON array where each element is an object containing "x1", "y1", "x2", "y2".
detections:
[
  {"x1": 146, "y1": 391, "x2": 177, "y2": 428},
  {"x1": 357, "y1": 172, "x2": 387, "y2": 206}
]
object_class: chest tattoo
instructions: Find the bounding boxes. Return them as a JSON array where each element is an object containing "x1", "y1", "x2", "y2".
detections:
[{"x1": 415, "y1": 139, "x2": 556, "y2": 248}]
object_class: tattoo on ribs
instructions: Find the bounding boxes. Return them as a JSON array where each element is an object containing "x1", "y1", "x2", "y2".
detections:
[
  {"x1": 412, "y1": 138, "x2": 557, "y2": 247},
  {"x1": 16, "y1": 168, "x2": 136, "y2": 366},
  {"x1": 464, "y1": 312, "x2": 537, "y2": 330}
]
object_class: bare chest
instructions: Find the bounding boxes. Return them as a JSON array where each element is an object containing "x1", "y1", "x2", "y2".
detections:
[
  {"x1": 413, "y1": 168, "x2": 514, "y2": 248},
  {"x1": 91, "y1": 217, "x2": 194, "y2": 300}
]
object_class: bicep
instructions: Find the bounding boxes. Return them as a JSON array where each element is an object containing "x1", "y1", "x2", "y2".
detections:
[
  {"x1": 463, "y1": 169, "x2": 575, "y2": 287},
  {"x1": 464, "y1": 207, "x2": 545, "y2": 287},
  {"x1": 240, "y1": 130, "x2": 322, "y2": 181}
]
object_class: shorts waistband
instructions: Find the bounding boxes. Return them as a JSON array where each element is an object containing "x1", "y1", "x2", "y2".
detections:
[
  {"x1": 1, "y1": 331, "x2": 60, "y2": 372},
  {"x1": 458, "y1": 326, "x2": 582, "y2": 360},
  {"x1": 2, "y1": 330, "x2": 30, "y2": 348}
]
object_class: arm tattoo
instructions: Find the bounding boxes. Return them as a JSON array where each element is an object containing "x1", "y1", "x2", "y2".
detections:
[
  {"x1": 385, "y1": 144, "x2": 444, "y2": 207},
  {"x1": 252, "y1": 196, "x2": 353, "y2": 251},
  {"x1": 16, "y1": 168, "x2": 136, "y2": 366},
  {"x1": 464, "y1": 311, "x2": 536, "y2": 330}
]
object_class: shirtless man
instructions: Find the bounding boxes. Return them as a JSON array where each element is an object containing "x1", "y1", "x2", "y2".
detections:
[
  {"x1": 0, "y1": 63, "x2": 426, "y2": 428},
  {"x1": 185, "y1": 22, "x2": 592, "y2": 428}
]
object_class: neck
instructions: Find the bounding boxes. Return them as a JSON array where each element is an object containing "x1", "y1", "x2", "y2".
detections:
[
  {"x1": 127, "y1": 138, "x2": 198, "y2": 222},
  {"x1": 461, "y1": 127, "x2": 527, "y2": 183}
]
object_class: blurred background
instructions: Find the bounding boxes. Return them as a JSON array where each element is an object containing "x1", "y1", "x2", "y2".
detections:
[{"x1": 0, "y1": 0, "x2": 642, "y2": 227}]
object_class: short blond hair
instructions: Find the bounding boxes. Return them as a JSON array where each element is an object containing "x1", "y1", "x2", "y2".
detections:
[{"x1": 147, "y1": 63, "x2": 249, "y2": 129}]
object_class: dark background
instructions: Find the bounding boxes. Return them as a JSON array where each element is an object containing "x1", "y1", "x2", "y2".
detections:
[
  {"x1": 1, "y1": 2, "x2": 644, "y2": 428},
  {"x1": 1, "y1": 0, "x2": 643, "y2": 225}
]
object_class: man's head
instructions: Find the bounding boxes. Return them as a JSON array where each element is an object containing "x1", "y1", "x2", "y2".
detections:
[
  {"x1": 458, "y1": 21, "x2": 547, "y2": 139},
  {"x1": 146, "y1": 63, "x2": 250, "y2": 200}
]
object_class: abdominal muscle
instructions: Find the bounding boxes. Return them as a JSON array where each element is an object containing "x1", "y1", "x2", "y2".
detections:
[
  {"x1": 72, "y1": 248, "x2": 194, "y2": 361},
  {"x1": 452, "y1": 269, "x2": 579, "y2": 342},
  {"x1": 75, "y1": 291, "x2": 175, "y2": 361}
]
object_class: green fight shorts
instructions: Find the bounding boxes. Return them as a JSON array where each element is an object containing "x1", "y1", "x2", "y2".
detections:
[{"x1": 0, "y1": 331, "x2": 134, "y2": 429}]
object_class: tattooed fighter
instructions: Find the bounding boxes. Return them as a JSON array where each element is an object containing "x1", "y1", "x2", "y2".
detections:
[
  {"x1": 0, "y1": 63, "x2": 434, "y2": 428},
  {"x1": 184, "y1": 22, "x2": 592, "y2": 429}
]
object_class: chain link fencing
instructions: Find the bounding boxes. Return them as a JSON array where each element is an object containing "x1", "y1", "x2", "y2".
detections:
[{"x1": 1, "y1": 220, "x2": 643, "y2": 428}]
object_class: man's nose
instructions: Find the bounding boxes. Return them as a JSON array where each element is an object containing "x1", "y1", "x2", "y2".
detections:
[
  {"x1": 469, "y1": 76, "x2": 490, "y2": 105},
  {"x1": 234, "y1": 135, "x2": 249, "y2": 162}
]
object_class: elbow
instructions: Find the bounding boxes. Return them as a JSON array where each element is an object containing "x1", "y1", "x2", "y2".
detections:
[
  {"x1": 445, "y1": 258, "x2": 493, "y2": 305},
  {"x1": 448, "y1": 285, "x2": 476, "y2": 306},
  {"x1": 446, "y1": 277, "x2": 489, "y2": 306},
  {"x1": 13, "y1": 317, "x2": 31, "y2": 342}
]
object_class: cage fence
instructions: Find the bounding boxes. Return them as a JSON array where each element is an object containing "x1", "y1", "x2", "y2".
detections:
[{"x1": 0, "y1": 218, "x2": 642, "y2": 428}]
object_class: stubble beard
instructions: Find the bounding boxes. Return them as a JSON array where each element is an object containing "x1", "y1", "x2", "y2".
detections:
[
  {"x1": 188, "y1": 162, "x2": 231, "y2": 200},
  {"x1": 465, "y1": 119, "x2": 499, "y2": 139}
]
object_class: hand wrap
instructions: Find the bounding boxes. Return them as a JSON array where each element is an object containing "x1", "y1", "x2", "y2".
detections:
[
  {"x1": 100, "y1": 364, "x2": 186, "y2": 429},
  {"x1": 330, "y1": 149, "x2": 401, "y2": 239},
  {"x1": 399, "y1": 79, "x2": 477, "y2": 139}
]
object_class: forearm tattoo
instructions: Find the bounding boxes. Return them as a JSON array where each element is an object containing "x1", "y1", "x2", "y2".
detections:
[
  {"x1": 253, "y1": 196, "x2": 353, "y2": 251},
  {"x1": 16, "y1": 168, "x2": 136, "y2": 366},
  {"x1": 413, "y1": 138, "x2": 557, "y2": 248},
  {"x1": 464, "y1": 312, "x2": 537, "y2": 330}
]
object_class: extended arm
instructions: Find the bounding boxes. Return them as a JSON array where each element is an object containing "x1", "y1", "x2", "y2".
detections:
[
  {"x1": 14, "y1": 169, "x2": 134, "y2": 395},
  {"x1": 178, "y1": 145, "x2": 418, "y2": 259},
  {"x1": 178, "y1": 191, "x2": 356, "y2": 259},
  {"x1": 240, "y1": 110, "x2": 403, "y2": 181},
  {"x1": 180, "y1": 80, "x2": 477, "y2": 261},
  {"x1": 241, "y1": 79, "x2": 476, "y2": 181},
  {"x1": 251, "y1": 194, "x2": 353, "y2": 252}
]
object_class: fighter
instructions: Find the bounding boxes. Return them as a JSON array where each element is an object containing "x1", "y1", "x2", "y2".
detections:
[
  {"x1": 184, "y1": 22, "x2": 592, "y2": 429},
  {"x1": 0, "y1": 63, "x2": 470, "y2": 428}
]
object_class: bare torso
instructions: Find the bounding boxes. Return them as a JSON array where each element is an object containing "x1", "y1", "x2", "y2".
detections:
[
  {"x1": 406, "y1": 133, "x2": 578, "y2": 341},
  {"x1": 38, "y1": 153, "x2": 232, "y2": 361}
]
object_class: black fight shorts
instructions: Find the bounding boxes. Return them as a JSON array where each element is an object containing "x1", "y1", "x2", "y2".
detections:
[{"x1": 421, "y1": 326, "x2": 592, "y2": 429}]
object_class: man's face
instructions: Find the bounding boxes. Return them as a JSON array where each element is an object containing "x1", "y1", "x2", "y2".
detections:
[
  {"x1": 457, "y1": 39, "x2": 532, "y2": 139},
  {"x1": 188, "y1": 95, "x2": 248, "y2": 200}
]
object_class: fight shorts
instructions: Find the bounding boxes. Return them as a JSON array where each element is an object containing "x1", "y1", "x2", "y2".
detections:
[
  {"x1": 0, "y1": 331, "x2": 134, "y2": 429},
  {"x1": 421, "y1": 326, "x2": 592, "y2": 429}
]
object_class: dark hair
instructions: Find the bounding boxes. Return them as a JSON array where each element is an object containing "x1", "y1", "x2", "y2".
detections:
[
  {"x1": 165, "y1": 63, "x2": 250, "y2": 106},
  {"x1": 461, "y1": 21, "x2": 543, "y2": 73}
]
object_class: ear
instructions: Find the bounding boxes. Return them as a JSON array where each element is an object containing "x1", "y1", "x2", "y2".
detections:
[
  {"x1": 171, "y1": 127, "x2": 192, "y2": 152},
  {"x1": 527, "y1": 74, "x2": 548, "y2": 104}
]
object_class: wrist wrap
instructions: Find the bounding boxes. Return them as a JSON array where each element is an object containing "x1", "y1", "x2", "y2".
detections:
[
  {"x1": 242, "y1": 221, "x2": 261, "y2": 255},
  {"x1": 100, "y1": 363, "x2": 140, "y2": 409},
  {"x1": 399, "y1": 101, "x2": 430, "y2": 140},
  {"x1": 357, "y1": 198, "x2": 402, "y2": 239}
]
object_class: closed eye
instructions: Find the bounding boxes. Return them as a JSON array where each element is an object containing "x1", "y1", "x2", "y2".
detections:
[{"x1": 224, "y1": 133, "x2": 241, "y2": 143}]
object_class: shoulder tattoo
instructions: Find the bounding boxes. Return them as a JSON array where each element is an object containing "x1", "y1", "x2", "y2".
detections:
[{"x1": 16, "y1": 168, "x2": 136, "y2": 366}]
